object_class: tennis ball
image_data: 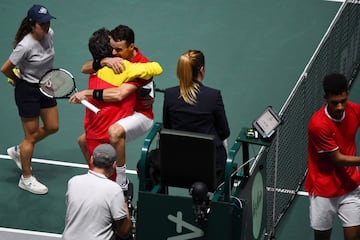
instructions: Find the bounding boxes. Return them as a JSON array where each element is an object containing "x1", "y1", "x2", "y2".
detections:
[
  {"x1": 7, "y1": 78, "x2": 14, "y2": 85},
  {"x1": 7, "y1": 68, "x2": 20, "y2": 85},
  {"x1": 13, "y1": 68, "x2": 20, "y2": 77}
]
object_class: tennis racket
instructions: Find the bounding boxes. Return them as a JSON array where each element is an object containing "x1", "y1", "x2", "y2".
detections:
[{"x1": 39, "y1": 68, "x2": 100, "y2": 114}]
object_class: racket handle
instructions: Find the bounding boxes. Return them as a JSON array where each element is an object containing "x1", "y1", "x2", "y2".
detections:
[{"x1": 81, "y1": 99, "x2": 100, "y2": 114}]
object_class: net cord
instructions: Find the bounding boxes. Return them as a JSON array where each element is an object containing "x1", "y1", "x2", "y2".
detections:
[{"x1": 279, "y1": 2, "x2": 347, "y2": 116}]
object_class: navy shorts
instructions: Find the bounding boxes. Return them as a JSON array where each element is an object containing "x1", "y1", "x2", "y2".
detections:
[{"x1": 15, "y1": 80, "x2": 57, "y2": 118}]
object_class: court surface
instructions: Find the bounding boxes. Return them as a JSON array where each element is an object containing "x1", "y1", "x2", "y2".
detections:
[{"x1": 0, "y1": 0, "x2": 350, "y2": 239}]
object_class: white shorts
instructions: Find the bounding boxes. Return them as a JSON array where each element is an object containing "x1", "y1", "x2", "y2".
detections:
[
  {"x1": 116, "y1": 112, "x2": 154, "y2": 142},
  {"x1": 309, "y1": 186, "x2": 360, "y2": 231}
]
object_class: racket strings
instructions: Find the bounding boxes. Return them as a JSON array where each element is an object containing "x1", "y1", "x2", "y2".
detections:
[
  {"x1": 40, "y1": 70, "x2": 76, "y2": 98},
  {"x1": 38, "y1": 68, "x2": 100, "y2": 113}
]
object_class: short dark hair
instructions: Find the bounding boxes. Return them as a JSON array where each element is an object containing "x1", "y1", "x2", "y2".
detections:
[
  {"x1": 110, "y1": 25, "x2": 135, "y2": 46},
  {"x1": 322, "y1": 73, "x2": 348, "y2": 96},
  {"x1": 88, "y1": 28, "x2": 112, "y2": 60}
]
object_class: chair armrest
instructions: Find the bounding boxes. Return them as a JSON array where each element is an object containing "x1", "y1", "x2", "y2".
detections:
[
  {"x1": 138, "y1": 122, "x2": 162, "y2": 191},
  {"x1": 223, "y1": 133, "x2": 242, "y2": 202}
]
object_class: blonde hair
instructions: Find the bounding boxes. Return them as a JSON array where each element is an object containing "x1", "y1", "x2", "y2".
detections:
[{"x1": 176, "y1": 50, "x2": 204, "y2": 104}]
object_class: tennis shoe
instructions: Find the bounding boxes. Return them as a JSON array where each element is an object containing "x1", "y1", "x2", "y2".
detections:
[
  {"x1": 18, "y1": 175, "x2": 48, "y2": 195},
  {"x1": 7, "y1": 145, "x2": 22, "y2": 170},
  {"x1": 120, "y1": 177, "x2": 129, "y2": 191}
]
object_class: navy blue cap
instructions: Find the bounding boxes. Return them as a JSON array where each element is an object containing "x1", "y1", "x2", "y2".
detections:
[{"x1": 27, "y1": 5, "x2": 55, "y2": 23}]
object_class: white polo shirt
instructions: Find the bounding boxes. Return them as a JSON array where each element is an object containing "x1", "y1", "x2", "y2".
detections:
[{"x1": 62, "y1": 170, "x2": 126, "y2": 240}]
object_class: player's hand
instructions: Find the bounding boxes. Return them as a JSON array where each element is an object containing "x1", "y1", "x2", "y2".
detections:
[
  {"x1": 7, "y1": 68, "x2": 20, "y2": 86},
  {"x1": 102, "y1": 57, "x2": 125, "y2": 74},
  {"x1": 69, "y1": 91, "x2": 87, "y2": 104}
]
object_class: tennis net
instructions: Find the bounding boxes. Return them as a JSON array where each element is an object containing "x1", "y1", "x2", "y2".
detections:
[{"x1": 266, "y1": 0, "x2": 360, "y2": 238}]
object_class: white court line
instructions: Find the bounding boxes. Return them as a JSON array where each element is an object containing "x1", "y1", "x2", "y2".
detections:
[
  {"x1": 266, "y1": 187, "x2": 309, "y2": 196},
  {"x1": 1, "y1": 154, "x2": 309, "y2": 194},
  {"x1": 297, "y1": 190, "x2": 309, "y2": 196},
  {"x1": 0, "y1": 227, "x2": 62, "y2": 238},
  {"x1": 0, "y1": 154, "x2": 138, "y2": 175},
  {"x1": 0, "y1": 155, "x2": 136, "y2": 237}
]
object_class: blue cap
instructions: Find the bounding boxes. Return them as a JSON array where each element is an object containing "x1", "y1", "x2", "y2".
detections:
[{"x1": 27, "y1": 5, "x2": 55, "y2": 23}]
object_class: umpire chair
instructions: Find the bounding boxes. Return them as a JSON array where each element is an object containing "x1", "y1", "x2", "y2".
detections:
[{"x1": 136, "y1": 122, "x2": 247, "y2": 239}]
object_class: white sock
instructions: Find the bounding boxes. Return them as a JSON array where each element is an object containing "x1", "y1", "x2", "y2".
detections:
[
  {"x1": 22, "y1": 175, "x2": 33, "y2": 184},
  {"x1": 116, "y1": 165, "x2": 127, "y2": 185}
]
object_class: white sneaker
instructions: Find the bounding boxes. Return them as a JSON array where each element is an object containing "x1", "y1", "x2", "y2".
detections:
[
  {"x1": 119, "y1": 178, "x2": 129, "y2": 191},
  {"x1": 7, "y1": 145, "x2": 22, "y2": 170},
  {"x1": 18, "y1": 175, "x2": 48, "y2": 195}
]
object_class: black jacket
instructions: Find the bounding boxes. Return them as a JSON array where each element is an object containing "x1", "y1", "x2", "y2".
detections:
[{"x1": 163, "y1": 81, "x2": 230, "y2": 168}]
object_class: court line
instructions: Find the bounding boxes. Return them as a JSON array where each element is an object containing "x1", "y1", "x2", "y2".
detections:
[
  {"x1": 266, "y1": 187, "x2": 308, "y2": 196},
  {"x1": 0, "y1": 227, "x2": 62, "y2": 238},
  {"x1": 297, "y1": 191, "x2": 308, "y2": 196},
  {"x1": 1, "y1": 155, "x2": 309, "y2": 195},
  {"x1": 0, "y1": 154, "x2": 137, "y2": 175}
]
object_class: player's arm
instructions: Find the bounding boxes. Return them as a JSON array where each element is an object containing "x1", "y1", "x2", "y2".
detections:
[
  {"x1": 81, "y1": 60, "x2": 94, "y2": 74},
  {"x1": 324, "y1": 149, "x2": 360, "y2": 166},
  {"x1": 81, "y1": 57, "x2": 125, "y2": 74},
  {"x1": 1, "y1": 60, "x2": 19, "y2": 83},
  {"x1": 96, "y1": 61, "x2": 162, "y2": 86},
  {"x1": 102, "y1": 84, "x2": 137, "y2": 102},
  {"x1": 71, "y1": 61, "x2": 162, "y2": 102},
  {"x1": 113, "y1": 203, "x2": 132, "y2": 239},
  {"x1": 125, "y1": 62, "x2": 163, "y2": 80},
  {"x1": 69, "y1": 83, "x2": 138, "y2": 103}
]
